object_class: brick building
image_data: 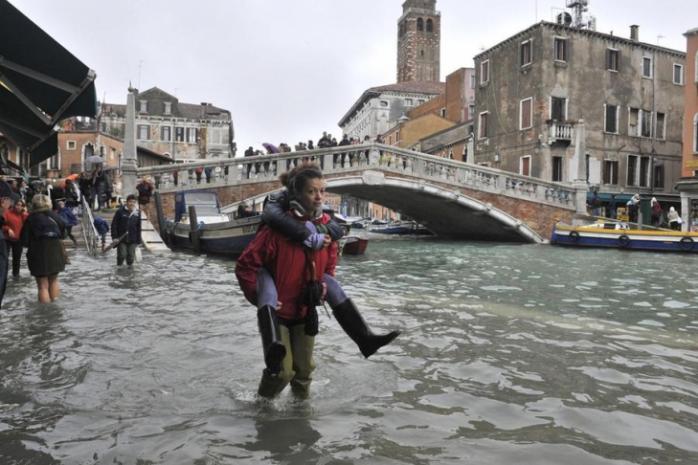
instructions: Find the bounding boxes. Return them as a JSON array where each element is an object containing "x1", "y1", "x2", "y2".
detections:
[
  {"x1": 397, "y1": 0, "x2": 441, "y2": 83},
  {"x1": 676, "y1": 27, "x2": 698, "y2": 230}
]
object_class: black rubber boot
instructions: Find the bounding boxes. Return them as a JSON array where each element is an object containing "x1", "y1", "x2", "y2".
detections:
[
  {"x1": 332, "y1": 299, "x2": 400, "y2": 358},
  {"x1": 257, "y1": 305, "x2": 286, "y2": 373}
]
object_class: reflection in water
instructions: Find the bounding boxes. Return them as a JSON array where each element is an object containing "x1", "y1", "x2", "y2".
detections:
[{"x1": 0, "y1": 240, "x2": 697, "y2": 464}]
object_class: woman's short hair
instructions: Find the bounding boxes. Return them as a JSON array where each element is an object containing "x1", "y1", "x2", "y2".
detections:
[
  {"x1": 32, "y1": 194, "x2": 52, "y2": 211},
  {"x1": 279, "y1": 163, "x2": 323, "y2": 198}
]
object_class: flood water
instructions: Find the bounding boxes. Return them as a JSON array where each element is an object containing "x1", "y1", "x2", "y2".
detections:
[{"x1": 1, "y1": 238, "x2": 697, "y2": 464}]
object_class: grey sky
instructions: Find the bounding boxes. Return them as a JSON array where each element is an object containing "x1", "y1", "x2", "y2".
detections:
[{"x1": 13, "y1": 0, "x2": 695, "y2": 154}]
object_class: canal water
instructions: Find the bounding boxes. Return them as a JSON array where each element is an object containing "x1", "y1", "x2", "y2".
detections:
[{"x1": 1, "y1": 238, "x2": 697, "y2": 464}]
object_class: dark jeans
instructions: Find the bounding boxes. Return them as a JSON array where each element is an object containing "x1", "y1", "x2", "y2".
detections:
[{"x1": 8, "y1": 240, "x2": 22, "y2": 277}]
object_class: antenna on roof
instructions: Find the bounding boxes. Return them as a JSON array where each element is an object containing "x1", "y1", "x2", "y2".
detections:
[{"x1": 556, "y1": 0, "x2": 595, "y2": 30}]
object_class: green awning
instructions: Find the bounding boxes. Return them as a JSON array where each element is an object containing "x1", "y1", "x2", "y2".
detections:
[{"x1": 0, "y1": 0, "x2": 97, "y2": 167}]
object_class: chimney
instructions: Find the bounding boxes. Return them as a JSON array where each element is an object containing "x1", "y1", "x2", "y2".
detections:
[{"x1": 630, "y1": 25, "x2": 639, "y2": 42}]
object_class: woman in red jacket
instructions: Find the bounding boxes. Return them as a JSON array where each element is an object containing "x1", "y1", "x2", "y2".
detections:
[
  {"x1": 3, "y1": 198, "x2": 28, "y2": 277},
  {"x1": 236, "y1": 164, "x2": 398, "y2": 398}
]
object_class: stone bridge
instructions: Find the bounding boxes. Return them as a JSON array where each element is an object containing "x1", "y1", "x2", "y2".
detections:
[{"x1": 136, "y1": 143, "x2": 586, "y2": 243}]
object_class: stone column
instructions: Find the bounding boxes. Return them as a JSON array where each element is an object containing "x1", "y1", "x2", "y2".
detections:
[
  {"x1": 121, "y1": 88, "x2": 138, "y2": 199},
  {"x1": 681, "y1": 191, "x2": 690, "y2": 232}
]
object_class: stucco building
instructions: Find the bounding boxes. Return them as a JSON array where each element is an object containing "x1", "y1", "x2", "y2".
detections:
[
  {"x1": 473, "y1": 22, "x2": 685, "y2": 205},
  {"x1": 100, "y1": 87, "x2": 234, "y2": 162}
]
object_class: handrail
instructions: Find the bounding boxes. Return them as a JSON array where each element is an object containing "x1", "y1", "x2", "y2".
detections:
[
  {"x1": 136, "y1": 143, "x2": 579, "y2": 211},
  {"x1": 80, "y1": 196, "x2": 100, "y2": 256}
]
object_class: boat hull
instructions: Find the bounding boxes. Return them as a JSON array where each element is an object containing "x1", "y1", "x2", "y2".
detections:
[
  {"x1": 342, "y1": 237, "x2": 368, "y2": 255},
  {"x1": 551, "y1": 224, "x2": 698, "y2": 253},
  {"x1": 166, "y1": 217, "x2": 261, "y2": 256}
]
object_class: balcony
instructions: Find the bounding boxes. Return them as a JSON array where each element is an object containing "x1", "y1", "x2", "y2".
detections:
[{"x1": 548, "y1": 121, "x2": 574, "y2": 144}]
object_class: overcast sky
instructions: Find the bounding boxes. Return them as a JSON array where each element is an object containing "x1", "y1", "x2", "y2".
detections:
[{"x1": 12, "y1": 0, "x2": 696, "y2": 155}]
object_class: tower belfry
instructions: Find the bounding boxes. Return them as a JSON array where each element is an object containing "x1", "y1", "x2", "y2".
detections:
[{"x1": 397, "y1": 0, "x2": 441, "y2": 82}]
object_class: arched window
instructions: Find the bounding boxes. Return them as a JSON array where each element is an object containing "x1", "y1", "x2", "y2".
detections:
[
  {"x1": 417, "y1": 18, "x2": 424, "y2": 31},
  {"x1": 426, "y1": 18, "x2": 433, "y2": 33}
]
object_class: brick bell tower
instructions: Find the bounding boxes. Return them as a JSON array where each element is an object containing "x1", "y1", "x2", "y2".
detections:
[{"x1": 397, "y1": 0, "x2": 441, "y2": 82}]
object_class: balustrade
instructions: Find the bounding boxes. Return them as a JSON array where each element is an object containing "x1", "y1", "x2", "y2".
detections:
[{"x1": 137, "y1": 143, "x2": 578, "y2": 210}]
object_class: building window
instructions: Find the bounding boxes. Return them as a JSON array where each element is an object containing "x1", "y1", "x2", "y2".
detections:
[
  {"x1": 405, "y1": 98, "x2": 413, "y2": 106},
  {"x1": 520, "y1": 39, "x2": 532, "y2": 67},
  {"x1": 175, "y1": 127, "x2": 184, "y2": 142},
  {"x1": 606, "y1": 49, "x2": 619, "y2": 71},
  {"x1": 440, "y1": 108, "x2": 446, "y2": 117},
  {"x1": 66, "y1": 140, "x2": 76, "y2": 150},
  {"x1": 426, "y1": 18, "x2": 433, "y2": 33},
  {"x1": 480, "y1": 60, "x2": 490, "y2": 84},
  {"x1": 380, "y1": 100, "x2": 389, "y2": 107},
  {"x1": 603, "y1": 160, "x2": 619, "y2": 185},
  {"x1": 627, "y1": 155, "x2": 637, "y2": 186},
  {"x1": 478, "y1": 112, "x2": 489, "y2": 139},
  {"x1": 139, "y1": 100, "x2": 148, "y2": 113},
  {"x1": 137, "y1": 124, "x2": 149, "y2": 140},
  {"x1": 186, "y1": 128, "x2": 198, "y2": 144},
  {"x1": 655, "y1": 112, "x2": 665, "y2": 139},
  {"x1": 470, "y1": 73, "x2": 476, "y2": 89},
  {"x1": 520, "y1": 155, "x2": 531, "y2": 176},
  {"x1": 552, "y1": 156, "x2": 563, "y2": 182},
  {"x1": 519, "y1": 97, "x2": 533, "y2": 130},
  {"x1": 628, "y1": 108, "x2": 640, "y2": 136},
  {"x1": 468, "y1": 104, "x2": 475, "y2": 119},
  {"x1": 604, "y1": 104, "x2": 618, "y2": 133},
  {"x1": 653, "y1": 164, "x2": 665, "y2": 189},
  {"x1": 640, "y1": 109, "x2": 652, "y2": 138},
  {"x1": 642, "y1": 56, "x2": 653, "y2": 78},
  {"x1": 550, "y1": 96, "x2": 567, "y2": 121},
  {"x1": 48, "y1": 154, "x2": 59, "y2": 170},
  {"x1": 161, "y1": 126, "x2": 171, "y2": 141},
  {"x1": 417, "y1": 18, "x2": 424, "y2": 31},
  {"x1": 554, "y1": 37, "x2": 567, "y2": 61},
  {"x1": 639, "y1": 156, "x2": 650, "y2": 187},
  {"x1": 672, "y1": 64, "x2": 684, "y2": 85},
  {"x1": 693, "y1": 113, "x2": 698, "y2": 153},
  {"x1": 164, "y1": 101, "x2": 172, "y2": 115}
]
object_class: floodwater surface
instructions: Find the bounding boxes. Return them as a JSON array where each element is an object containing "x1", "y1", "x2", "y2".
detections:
[{"x1": 1, "y1": 239, "x2": 697, "y2": 464}]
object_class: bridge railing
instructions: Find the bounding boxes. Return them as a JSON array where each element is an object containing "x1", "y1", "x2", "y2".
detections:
[{"x1": 136, "y1": 143, "x2": 579, "y2": 210}]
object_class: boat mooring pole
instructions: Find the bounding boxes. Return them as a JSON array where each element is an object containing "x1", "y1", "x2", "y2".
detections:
[
  {"x1": 153, "y1": 191, "x2": 168, "y2": 245},
  {"x1": 188, "y1": 205, "x2": 201, "y2": 253}
]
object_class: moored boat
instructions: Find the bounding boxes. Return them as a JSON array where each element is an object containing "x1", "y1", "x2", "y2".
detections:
[
  {"x1": 551, "y1": 221, "x2": 698, "y2": 252},
  {"x1": 341, "y1": 236, "x2": 368, "y2": 255},
  {"x1": 161, "y1": 191, "x2": 261, "y2": 256}
]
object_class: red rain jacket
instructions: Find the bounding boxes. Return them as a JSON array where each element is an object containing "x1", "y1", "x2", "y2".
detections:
[{"x1": 235, "y1": 213, "x2": 338, "y2": 321}]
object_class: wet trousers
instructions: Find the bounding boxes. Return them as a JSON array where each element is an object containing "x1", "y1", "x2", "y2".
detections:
[
  {"x1": 257, "y1": 323, "x2": 315, "y2": 398},
  {"x1": 117, "y1": 242, "x2": 137, "y2": 266},
  {"x1": 8, "y1": 240, "x2": 22, "y2": 277}
]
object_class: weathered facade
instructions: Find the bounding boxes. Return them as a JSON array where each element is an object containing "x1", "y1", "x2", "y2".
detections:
[
  {"x1": 418, "y1": 122, "x2": 473, "y2": 163},
  {"x1": 382, "y1": 113, "x2": 454, "y2": 149},
  {"x1": 100, "y1": 87, "x2": 234, "y2": 162},
  {"x1": 397, "y1": 0, "x2": 441, "y2": 83},
  {"x1": 474, "y1": 22, "x2": 685, "y2": 202}
]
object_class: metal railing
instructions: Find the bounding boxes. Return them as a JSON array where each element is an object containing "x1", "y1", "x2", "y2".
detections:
[
  {"x1": 80, "y1": 196, "x2": 100, "y2": 256},
  {"x1": 136, "y1": 143, "x2": 580, "y2": 211}
]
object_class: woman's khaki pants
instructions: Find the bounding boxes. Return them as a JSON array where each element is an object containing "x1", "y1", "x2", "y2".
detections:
[{"x1": 258, "y1": 323, "x2": 315, "y2": 399}]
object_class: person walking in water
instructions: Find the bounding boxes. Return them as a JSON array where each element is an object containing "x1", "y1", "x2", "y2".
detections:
[
  {"x1": 3, "y1": 198, "x2": 28, "y2": 277},
  {"x1": 236, "y1": 163, "x2": 399, "y2": 399},
  {"x1": 21, "y1": 194, "x2": 67, "y2": 303},
  {"x1": 110, "y1": 195, "x2": 141, "y2": 266}
]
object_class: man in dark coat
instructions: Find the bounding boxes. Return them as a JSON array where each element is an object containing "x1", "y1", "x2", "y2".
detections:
[{"x1": 110, "y1": 195, "x2": 141, "y2": 266}]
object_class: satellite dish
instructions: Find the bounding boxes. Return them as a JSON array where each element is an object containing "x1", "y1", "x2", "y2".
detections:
[{"x1": 556, "y1": 12, "x2": 573, "y2": 26}]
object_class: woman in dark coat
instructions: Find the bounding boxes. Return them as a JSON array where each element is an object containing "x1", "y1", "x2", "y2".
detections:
[{"x1": 21, "y1": 194, "x2": 67, "y2": 303}]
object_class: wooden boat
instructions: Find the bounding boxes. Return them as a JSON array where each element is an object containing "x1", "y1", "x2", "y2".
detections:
[
  {"x1": 551, "y1": 221, "x2": 698, "y2": 253},
  {"x1": 161, "y1": 191, "x2": 261, "y2": 256},
  {"x1": 341, "y1": 236, "x2": 368, "y2": 255}
]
